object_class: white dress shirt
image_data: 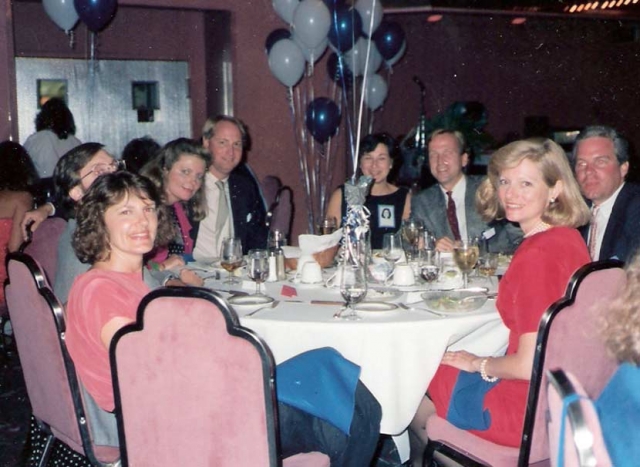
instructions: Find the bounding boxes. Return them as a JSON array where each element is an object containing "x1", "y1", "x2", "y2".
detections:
[{"x1": 193, "y1": 172, "x2": 234, "y2": 261}]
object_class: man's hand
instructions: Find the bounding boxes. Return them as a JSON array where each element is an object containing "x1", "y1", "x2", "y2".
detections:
[
  {"x1": 435, "y1": 236, "x2": 455, "y2": 252},
  {"x1": 21, "y1": 204, "x2": 53, "y2": 240},
  {"x1": 179, "y1": 269, "x2": 204, "y2": 287}
]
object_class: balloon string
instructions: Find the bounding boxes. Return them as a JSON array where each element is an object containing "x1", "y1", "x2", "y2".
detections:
[{"x1": 289, "y1": 86, "x2": 314, "y2": 233}]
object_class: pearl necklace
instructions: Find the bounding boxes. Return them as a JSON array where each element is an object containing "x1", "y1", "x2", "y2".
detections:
[{"x1": 524, "y1": 221, "x2": 551, "y2": 238}]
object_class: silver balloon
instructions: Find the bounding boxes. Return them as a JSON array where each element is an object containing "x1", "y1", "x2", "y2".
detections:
[
  {"x1": 363, "y1": 73, "x2": 388, "y2": 111},
  {"x1": 355, "y1": 0, "x2": 383, "y2": 37},
  {"x1": 294, "y1": 35, "x2": 328, "y2": 64},
  {"x1": 268, "y1": 39, "x2": 306, "y2": 87},
  {"x1": 292, "y1": 0, "x2": 331, "y2": 49},
  {"x1": 273, "y1": 0, "x2": 299, "y2": 25},
  {"x1": 43, "y1": 0, "x2": 79, "y2": 32},
  {"x1": 344, "y1": 37, "x2": 381, "y2": 77}
]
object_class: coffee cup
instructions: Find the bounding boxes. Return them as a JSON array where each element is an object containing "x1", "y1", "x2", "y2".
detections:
[
  {"x1": 385, "y1": 262, "x2": 415, "y2": 287},
  {"x1": 300, "y1": 261, "x2": 323, "y2": 284}
]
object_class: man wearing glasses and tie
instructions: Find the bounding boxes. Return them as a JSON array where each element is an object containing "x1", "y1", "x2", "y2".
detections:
[
  {"x1": 570, "y1": 125, "x2": 640, "y2": 262},
  {"x1": 192, "y1": 115, "x2": 268, "y2": 260},
  {"x1": 412, "y1": 129, "x2": 521, "y2": 253}
]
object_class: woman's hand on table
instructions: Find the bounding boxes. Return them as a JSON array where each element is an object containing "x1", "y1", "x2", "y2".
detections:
[
  {"x1": 441, "y1": 350, "x2": 482, "y2": 373},
  {"x1": 179, "y1": 268, "x2": 204, "y2": 287}
]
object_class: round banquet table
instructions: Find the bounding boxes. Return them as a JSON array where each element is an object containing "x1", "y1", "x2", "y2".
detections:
[{"x1": 200, "y1": 273, "x2": 509, "y2": 437}]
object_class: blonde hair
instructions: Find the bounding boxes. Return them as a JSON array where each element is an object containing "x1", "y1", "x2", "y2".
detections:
[
  {"x1": 476, "y1": 138, "x2": 590, "y2": 227},
  {"x1": 602, "y1": 253, "x2": 640, "y2": 364}
]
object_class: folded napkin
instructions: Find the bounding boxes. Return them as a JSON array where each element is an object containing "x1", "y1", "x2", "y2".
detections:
[
  {"x1": 446, "y1": 370, "x2": 499, "y2": 430},
  {"x1": 282, "y1": 229, "x2": 343, "y2": 259},
  {"x1": 276, "y1": 347, "x2": 361, "y2": 435}
]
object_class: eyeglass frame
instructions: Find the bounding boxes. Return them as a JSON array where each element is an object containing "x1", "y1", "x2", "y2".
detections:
[{"x1": 79, "y1": 159, "x2": 126, "y2": 181}]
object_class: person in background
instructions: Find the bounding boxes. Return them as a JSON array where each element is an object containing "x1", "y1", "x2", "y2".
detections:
[
  {"x1": 122, "y1": 136, "x2": 161, "y2": 175},
  {"x1": 412, "y1": 129, "x2": 522, "y2": 253},
  {"x1": 0, "y1": 141, "x2": 38, "y2": 308},
  {"x1": 141, "y1": 138, "x2": 207, "y2": 286},
  {"x1": 66, "y1": 171, "x2": 382, "y2": 466},
  {"x1": 569, "y1": 125, "x2": 640, "y2": 262},
  {"x1": 326, "y1": 133, "x2": 411, "y2": 249},
  {"x1": 597, "y1": 252, "x2": 640, "y2": 467},
  {"x1": 24, "y1": 98, "x2": 81, "y2": 181},
  {"x1": 410, "y1": 138, "x2": 590, "y2": 462}
]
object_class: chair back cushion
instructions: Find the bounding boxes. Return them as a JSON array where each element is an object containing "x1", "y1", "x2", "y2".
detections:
[
  {"x1": 271, "y1": 186, "x2": 293, "y2": 237},
  {"x1": 24, "y1": 217, "x2": 67, "y2": 285},
  {"x1": 112, "y1": 288, "x2": 278, "y2": 467},
  {"x1": 526, "y1": 261, "x2": 624, "y2": 463},
  {"x1": 547, "y1": 369, "x2": 612, "y2": 467},
  {"x1": 5, "y1": 254, "x2": 84, "y2": 451},
  {"x1": 261, "y1": 175, "x2": 282, "y2": 209}
]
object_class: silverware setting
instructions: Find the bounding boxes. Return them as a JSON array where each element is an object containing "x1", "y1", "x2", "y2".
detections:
[{"x1": 245, "y1": 300, "x2": 280, "y2": 317}]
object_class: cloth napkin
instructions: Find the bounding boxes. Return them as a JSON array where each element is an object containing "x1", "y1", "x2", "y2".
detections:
[
  {"x1": 283, "y1": 229, "x2": 343, "y2": 259},
  {"x1": 276, "y1": 347, "x2": 361, "y2": 435},
  {"x1": 446, "y1": 370, "x2": 498, "y2": 430}
]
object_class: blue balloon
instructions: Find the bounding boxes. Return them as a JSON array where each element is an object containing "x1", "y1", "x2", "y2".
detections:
[
  {"x1": 74, "y1": 0, "x2": 117, "y2": 33},
  {"x1": 326, "y1": 53, "x2": 352, "y2": 88},
  {"x1": 306, "y1": 97, "x2": 341, "y2": 144},
  {"x1": 322, "y1": 0, "x2": 346, "y2": 12},
  {"x1": 327, "y1": 6, "x2": 363, "y2": 53},
  {"x1": 372, "y1": 21, "x2": 405, "y2": 61},
  {"x1": 265, "y1": 28, "x2": 292, "y2": 54}
]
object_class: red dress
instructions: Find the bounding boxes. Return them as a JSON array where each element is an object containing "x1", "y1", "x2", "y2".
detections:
[{"x1": 428, "y1": 227, "x2": 590, "y2": 447}]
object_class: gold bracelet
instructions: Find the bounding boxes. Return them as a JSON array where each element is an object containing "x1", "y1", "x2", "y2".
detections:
[{"x1": 480, "y1": 358, "x2": 498, "y2": 383}]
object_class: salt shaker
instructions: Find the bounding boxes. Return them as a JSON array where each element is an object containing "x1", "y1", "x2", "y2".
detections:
[{"x1": 267, "y1": 250, "x2": 279, "y2": 282}]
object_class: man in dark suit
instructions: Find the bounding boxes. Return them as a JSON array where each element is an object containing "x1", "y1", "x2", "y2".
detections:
[
  {"x1": 570, "y1": 125, "x2": 640, "y2": 262},
  {"x1": 411, "y1": 129, "x2": 521, "y2": 253},
  {"x1": 192, "y1": 115, "x2": 268, "y2": 259}
]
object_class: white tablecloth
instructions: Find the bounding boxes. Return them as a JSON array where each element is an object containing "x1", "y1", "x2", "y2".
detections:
[{"x1": 203, "y1": 275, "x2": 509, "y2": 436}]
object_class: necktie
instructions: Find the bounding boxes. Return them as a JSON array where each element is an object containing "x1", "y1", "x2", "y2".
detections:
[
  {"x1": 446, "y1": 191, "x2": 461, "y2": 241},
  {"x1": 588, "y1": 206, "x2": 599, "y2": 260},
  {"x1": 215, "y1": 180, "x2": 229, "y2": 235}
]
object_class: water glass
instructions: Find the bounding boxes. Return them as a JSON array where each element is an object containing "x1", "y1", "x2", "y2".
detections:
[
  {"x1": 419, "y1": 249, "x2": 441, "y2": 284},
  {"x1": 338, "y1": 262, "x2": 367, "y2": 321},
  {"x1": 248, "y1": 249, "x2": 269, "y2": 295},
  {"x1": 401, "y1": 218, "x2": 424, "y2": 262},
  {"x1": 382, "y1": 232, "x2": 403, "y2": 264},
  {"x1": 319, "y1": 217, "x2": 338, "y2": 235}
]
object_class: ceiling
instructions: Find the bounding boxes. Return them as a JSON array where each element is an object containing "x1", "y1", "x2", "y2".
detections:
[{"x1": 385, "y1": 0, "x2": 640, "y2": 21}]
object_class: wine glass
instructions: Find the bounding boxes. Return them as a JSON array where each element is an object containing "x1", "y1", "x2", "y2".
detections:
[
  {"x1": 382, "y1": 232, "x2": 403, "y2": 264},
  {"x1": 338, "y1": 262, "x2": 367, "y2": 321},
  {"x1": 319, "y1": 217, "x2": 337, "y2": 235},
  {"x1": 248, "y1": 249, "x2": 269, "y2": 296},
  {"x1": 401, "y1": 218, "x2": 423, "y2": 262},
  {"x1": 453, "y1": 238, "x2": 480, "y2": 289},
  {"x1": 419, "y1": 249, "x2": 441, "y2": 285},
  {"x1": 220, "y1": 237, "x2": 243, "y2": 285}
]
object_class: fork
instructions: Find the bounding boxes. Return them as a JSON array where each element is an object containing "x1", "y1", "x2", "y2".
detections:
[{"x1": 245, "y1": 300, "x2": 280, "y2": 317}]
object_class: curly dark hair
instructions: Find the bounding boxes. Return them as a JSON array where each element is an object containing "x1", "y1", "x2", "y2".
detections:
[
  {"x1": 0, "y1": 141, "x2": 39, "y2": 191},
  {"x1": 140, "y1": 138, "x2": 211, "y2": 221},
  {"x1": 72, "y1": 172, "x2": 174, "y2": 264},
  {"x1": 35, "y1": 98, "x2": 76, "y2": 139}
]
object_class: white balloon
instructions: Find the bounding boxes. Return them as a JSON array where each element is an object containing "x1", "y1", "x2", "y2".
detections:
[
  {"x1": 344, "y1": 37, "x2": 381, "y2": 77},
  {"x1": 294, "y1": 35, "x2": 328, "y2": 64},
  {"x1": 355, "y1": 0, "x2": 383, "y2": 37},
  {"x1": 386, "y1": 40, "x2": 407, "y2": 67},
  {"x1": 364, "y1": 73, "x2": 388, "y2": 111},
  {"x1": 273, "y1": 0, "x2": 299, "y2": 25},
  {"x1": 43, "y1": 0, "x2": 79, "y2": 32},
  {"x1": 292, "y1": 0, "x2": 331, "y2": 49},
  {"x1": 268, "y1": 39, "x2": 306, "y2": 87}
]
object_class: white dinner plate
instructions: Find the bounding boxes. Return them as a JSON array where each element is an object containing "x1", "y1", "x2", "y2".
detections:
[
  {"x1": 354, "y1": 301, "x2": 399, "y2": 315},
  {"x1": 287, "y1": 278, "x2": 325, "y2": 289},
  {"x1": 421, "y1": 290, "x2": 489, "y2": 316},
  {"x1": 366, "y1": 288, "x2": 403, "y2": 302},
  {"x1": 228, "y1": 295, "x2": 274, "y2": 306}
]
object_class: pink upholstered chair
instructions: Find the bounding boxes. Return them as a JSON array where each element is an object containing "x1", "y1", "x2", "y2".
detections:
[
  {"x1": 110, "y1": 286, "x2": 330, "y2": 467},
  {"x1": 423, "y1": 260, "x2": 625, "y2": 467},
  {"x1": 21, "y1": 217, "x2": 67, "y2": 285},
  {"x1": 4, "y1": 252, "x2": 120, "y2": 466},
  {"x1": 546, "y1": 369, "x2": 612, "y2": 467}
]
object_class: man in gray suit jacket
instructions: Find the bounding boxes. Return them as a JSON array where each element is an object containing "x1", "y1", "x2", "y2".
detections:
[{"x1": 412, "y1": 129, "x2": 521, "y2": 253}]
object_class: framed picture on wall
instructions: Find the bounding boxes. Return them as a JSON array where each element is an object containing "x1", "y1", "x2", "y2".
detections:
[{"x1": 37, "y1": 79, "x2": 68, "y2": 107}]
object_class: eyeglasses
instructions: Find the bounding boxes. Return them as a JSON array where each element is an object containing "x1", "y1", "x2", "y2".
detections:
[{"x1": 80, "y1": 159, "x2": 125, "y2": 181}]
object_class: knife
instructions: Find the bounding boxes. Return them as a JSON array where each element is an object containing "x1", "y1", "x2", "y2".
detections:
[{"x1": 310, "y1": 300, "x2": 344, "y2": 305}]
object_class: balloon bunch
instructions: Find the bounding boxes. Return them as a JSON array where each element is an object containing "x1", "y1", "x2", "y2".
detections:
[
  {"x1": 266, "y1": 0, "x2": 406, "y2": 234},
  {"x1": 43, "y1": 0, "x2": 117, "y2": 41}
]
